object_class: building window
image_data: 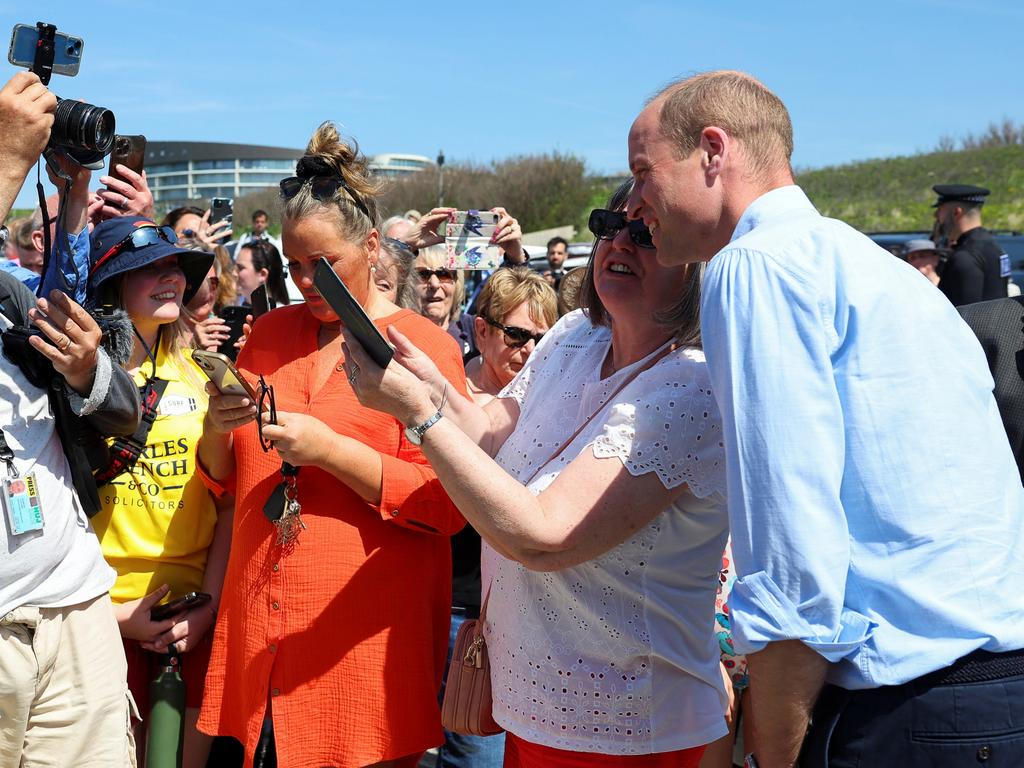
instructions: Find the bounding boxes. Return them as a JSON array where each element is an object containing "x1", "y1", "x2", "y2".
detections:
[
  {"x1": 239, "y1": 158, "x2": 295, "y2": 169},
  {"x1": 191, "y1": 172, "x2": 236, "y2": 183},
  {"x1": 150, "y1": 174, "x2": 189, "y2": 188},
  {"x1": 149, "y1": 162, "x2": 189, "y2": 173},
  {"x1": 193, "y1": 186, "x2": 237, "y2": 199},
  {"x1": 193, "y1": 159, "x2": 237, "y2": 170}
]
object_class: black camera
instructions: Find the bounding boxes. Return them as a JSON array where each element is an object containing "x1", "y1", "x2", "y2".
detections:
[{"x1": 8, "y1": 21, "x2": 115, "y2": 167}]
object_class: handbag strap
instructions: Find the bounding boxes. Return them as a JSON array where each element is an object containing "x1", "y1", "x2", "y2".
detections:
[{"x1": 478, "y1": 339, "x2": 677, "y2": 628}]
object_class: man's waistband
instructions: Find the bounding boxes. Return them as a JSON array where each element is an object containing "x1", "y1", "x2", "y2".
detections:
[{"x1": 915, "y1": 647, "x2": 1024, "y2": 688}]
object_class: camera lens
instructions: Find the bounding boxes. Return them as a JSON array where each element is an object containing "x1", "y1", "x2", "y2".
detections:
[{"x1": 51, "y1": 97, "x2": 115, "y2": 155}]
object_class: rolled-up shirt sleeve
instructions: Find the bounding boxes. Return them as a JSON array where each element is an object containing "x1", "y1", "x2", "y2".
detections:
[
  {"x1": 39, "y1": 228, "x2": 90, "y2": 304},
  {"x1": 701, "y1": 247, "x2": 876, "y2": 661}
]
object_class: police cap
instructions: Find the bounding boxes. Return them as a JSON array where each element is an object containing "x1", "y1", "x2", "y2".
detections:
[{"x1": 932, "y1": 184, "x2": 990, "y2": 208}]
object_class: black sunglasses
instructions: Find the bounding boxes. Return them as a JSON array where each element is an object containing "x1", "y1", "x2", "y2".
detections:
[
  {"x1": 485, "y1": 316, "x2": 545, "y2": 349},
  {"x1": 256, "y1": 374, "x2": 276, "y2": 453},
  {"x1": 414, "y1": 267, "x2": 456, "y2": 283},
  {"x1": 588, "y1": 209, "x2": 655, "y2": 249},
  {"x1": 279, "y1": 175, "x2": 371, "y2": 219},
  {"x1": 91, "y1": 224, "x2": 178, "y2": 275}
]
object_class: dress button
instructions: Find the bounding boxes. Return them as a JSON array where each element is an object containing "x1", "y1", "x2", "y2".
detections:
[
  {"x1": 268, "y1": 644, "x2": 277, "y2": 654},
  {"x1": 271, "y1": 688, "x2": 280, "y2": 697},
  {"x1": 272, "y1": 563, "x2": 280, "y2": 573},
  {"x1": 977, "y1": 746, "x2": 991, "y2": 761},
  {"x1": 390, "y1": 509, "x2": 399, "y2": 517},
  {"x1": 336, "y1": 364, "x2": 344, "y2": 372},
  {"x1": 271, "y1": 601, "x2": 280, "y2": 610}
]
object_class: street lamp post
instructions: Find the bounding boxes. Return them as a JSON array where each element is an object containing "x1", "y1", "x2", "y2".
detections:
[{"x1": 436, "y1": 149, "x2": 445, "y2": 207}]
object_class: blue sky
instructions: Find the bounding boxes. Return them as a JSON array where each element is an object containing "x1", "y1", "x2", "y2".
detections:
[{"x1": 7, "y1": 0, "x2": 1023, "y2": 209}]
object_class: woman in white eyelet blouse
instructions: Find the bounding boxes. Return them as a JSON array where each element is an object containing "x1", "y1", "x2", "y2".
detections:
[{"x1": 343, "y1": 181, "x2": 729, "y2": 768}]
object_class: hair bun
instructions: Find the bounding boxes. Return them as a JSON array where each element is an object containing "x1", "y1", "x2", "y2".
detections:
[{"x1": 298, "y1": 121, "x2": 380, "y2": 213}]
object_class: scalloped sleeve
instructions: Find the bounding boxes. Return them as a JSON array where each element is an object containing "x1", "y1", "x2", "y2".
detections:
[{"x1": 591, "y1": 351, "x2": 726, "y2": 498}]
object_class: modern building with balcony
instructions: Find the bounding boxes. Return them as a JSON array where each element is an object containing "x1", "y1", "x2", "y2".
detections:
[
  {"x1": 145, "y1": 142, "x2": 435, "y2": 211},
  {"x1": 145, "y1": 141, "x2": 304, "y2": 211}
]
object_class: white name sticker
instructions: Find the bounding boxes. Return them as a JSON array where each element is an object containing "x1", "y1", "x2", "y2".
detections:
[{"x1": 158, "y1": 395, "x2": 198, "y2": 417}]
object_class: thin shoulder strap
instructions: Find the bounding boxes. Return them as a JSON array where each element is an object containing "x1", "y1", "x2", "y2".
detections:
[{"x1": 523, "y1": 342, "x2": 676, "y2": 486}]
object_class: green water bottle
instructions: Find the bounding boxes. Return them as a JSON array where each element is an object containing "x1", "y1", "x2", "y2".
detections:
[{"x1": 145, "y1": 652, "x2": 185, "y2": 768}]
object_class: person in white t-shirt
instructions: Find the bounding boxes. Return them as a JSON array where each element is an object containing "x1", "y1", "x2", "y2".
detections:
[{"x1": 343, "y1": 180, "x2": 729, "y2": 768}]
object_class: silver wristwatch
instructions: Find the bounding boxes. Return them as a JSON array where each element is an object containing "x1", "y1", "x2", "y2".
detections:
[{"x1": 404, "y1": 409, "x2": 442, "y2": 446}]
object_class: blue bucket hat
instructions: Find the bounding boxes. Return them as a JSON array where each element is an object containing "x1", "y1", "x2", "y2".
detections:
[{"x1": 89, "y1": 217, "x2": 214, "y2": 306}]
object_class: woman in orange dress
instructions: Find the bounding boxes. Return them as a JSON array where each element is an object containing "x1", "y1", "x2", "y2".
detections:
[{"x1": 195, "y1": 122, "x2": 468, "y2": 768}]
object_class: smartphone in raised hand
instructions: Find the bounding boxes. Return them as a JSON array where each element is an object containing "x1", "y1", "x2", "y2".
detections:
[{"x1": 312, "y1": 258, "x2": 394, "y2": 368}]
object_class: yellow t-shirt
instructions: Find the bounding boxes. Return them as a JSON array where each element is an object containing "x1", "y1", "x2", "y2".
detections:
[{"x1": 93, "y1": 343, "x2": 217, "y2": 603}]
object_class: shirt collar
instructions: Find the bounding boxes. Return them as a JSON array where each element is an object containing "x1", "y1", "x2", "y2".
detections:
[{"x1": 729, "y1": 184, "x2": 815, "y2": 244}]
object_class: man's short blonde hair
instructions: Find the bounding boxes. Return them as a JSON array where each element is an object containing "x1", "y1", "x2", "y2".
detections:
[{"x1": 653, "y1": 70, "x2": 793, "y2": 177}]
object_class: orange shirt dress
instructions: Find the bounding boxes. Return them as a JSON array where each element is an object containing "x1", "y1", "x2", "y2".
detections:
[{"x1": 197, "y1": 305, "x2": 468, "y2": 768}]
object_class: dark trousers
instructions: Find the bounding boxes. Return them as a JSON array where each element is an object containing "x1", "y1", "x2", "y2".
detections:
[{"x1": 801, "y1": 652, "x2": 1024, "y2": 767}]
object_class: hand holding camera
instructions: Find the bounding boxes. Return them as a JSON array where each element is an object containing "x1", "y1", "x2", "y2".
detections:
[{"x1": 0, "y1": 72, "x2": 56, "y2": 205}]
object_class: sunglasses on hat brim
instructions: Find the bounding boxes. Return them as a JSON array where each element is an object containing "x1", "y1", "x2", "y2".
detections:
[
  {"x1": 588, "y1": 209, "x2": 655, "y2": 249},
  {"x1": 90, "y1": 225, "x2": 179, "y2": 276}
]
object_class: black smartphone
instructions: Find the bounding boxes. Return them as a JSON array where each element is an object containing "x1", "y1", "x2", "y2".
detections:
[
  {"x1": 108, "y1": 134, "x2": 146, "y2": 184},
  {"x1": 209, "y1": 197, "x2": 233, "y2": 228},
  {"x1": 151, "y1": 591, "x2": 212, "y2": 622},
  {"x1": 217, "y1": 305, "x2": 249, "y2": 360},
  {"x1": 312, "y1": 258, "x2": 394, "y2": 369},
  {"x1": 250, "y1": 283, "x2": 273, "y2": 320}
]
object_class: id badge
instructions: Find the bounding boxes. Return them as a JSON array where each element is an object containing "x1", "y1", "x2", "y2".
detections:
[{"x1": 3, "y1": 473, "x2": 44, "y2": 535}]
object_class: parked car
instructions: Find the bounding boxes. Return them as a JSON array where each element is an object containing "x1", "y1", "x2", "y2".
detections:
[{"x1": 524, "y1": 242, "x2": 592, "y2": 274}]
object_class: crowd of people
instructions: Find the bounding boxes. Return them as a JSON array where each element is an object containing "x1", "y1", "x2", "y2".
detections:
[{"x1": 1, "y1": 64, "x2": 1023, "y2": 768}]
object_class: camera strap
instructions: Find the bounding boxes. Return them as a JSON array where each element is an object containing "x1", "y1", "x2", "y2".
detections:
[
  {"x1": 0, "y1": 426, "x2": 16, "y2": 477},
  {"x1": 93, "y1": 377, "x2": 167, "y2": 484},
  {"x1": 93, "y1": 326, "x2": 165, "y2": 485}
]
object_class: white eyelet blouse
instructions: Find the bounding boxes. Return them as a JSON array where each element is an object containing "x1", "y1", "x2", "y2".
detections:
[{"x1": 485, "y1": 309, "x2": 730, "y2": 755}]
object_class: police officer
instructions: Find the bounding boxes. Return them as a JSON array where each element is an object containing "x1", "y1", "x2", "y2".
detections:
[{"x1": 932, "y1": 183, "x2": 1010, "y2": 305}]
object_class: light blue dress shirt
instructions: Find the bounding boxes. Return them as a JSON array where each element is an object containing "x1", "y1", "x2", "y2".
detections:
[
  {"x1": 1, "y1": 229, "x2": 90, "y2": 304},
  {"x1": 701, "y1": 185, "x2": 1024, "y2": 689}
]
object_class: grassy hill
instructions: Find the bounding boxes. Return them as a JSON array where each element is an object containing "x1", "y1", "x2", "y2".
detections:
[{"x1": 796, "y1": 144, "x2": 1024, "y2": 232}]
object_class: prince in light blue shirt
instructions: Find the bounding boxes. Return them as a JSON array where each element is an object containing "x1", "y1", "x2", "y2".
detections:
[
  {"x1": 702, "y1": 184, "x2": 1024, "y2": 688},
  {"x1": 628, "y1": 70, "x2": 1024, "y2": 766}
]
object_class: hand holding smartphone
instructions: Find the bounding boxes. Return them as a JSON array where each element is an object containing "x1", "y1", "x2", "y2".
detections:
[
  {"x1": 191, "y1": 349, "x2": 257, "y2": 400},
  {"x1": 150, "y1": 591, "x2": 212, "y2": 622}
]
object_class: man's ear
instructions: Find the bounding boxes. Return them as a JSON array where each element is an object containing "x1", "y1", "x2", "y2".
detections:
[
  {"x1": 700, "y1": 126, "x2": 729, "y2": 179},
  {"x1": 30, "y1": 229, "x2": 45, "y2": 255}
]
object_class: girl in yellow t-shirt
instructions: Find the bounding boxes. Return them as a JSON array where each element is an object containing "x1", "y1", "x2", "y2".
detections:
[{"x1": 88, "y1": 217, "x2": 229, "y2": 768}]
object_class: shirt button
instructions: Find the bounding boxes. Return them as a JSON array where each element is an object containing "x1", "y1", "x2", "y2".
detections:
[
  {"x1": 977, "y1": 746, "x2": 992, "y2": 761},
  {"x1": 271, "y1": 687, "x2": 280, "y2": 697},
  {"x1": 272, "y1": 563, "x2": 280, "y2": 573},
  {"x1": 271, "y1": 601, "x2": 280, "y2": 610},
  {"x1": 268, "y1": 644, "x2": 277, "y2": 654},
  {"x1": 390, "y1": 509, "x2": 399, "y2": 517}
]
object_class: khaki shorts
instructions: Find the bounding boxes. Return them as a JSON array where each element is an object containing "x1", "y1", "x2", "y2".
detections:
[{"x1": 0, "y1": 593, "x2": 137, "y2": 768}]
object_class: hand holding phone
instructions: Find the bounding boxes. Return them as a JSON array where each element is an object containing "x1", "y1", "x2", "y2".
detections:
[
  {"x1": 150, "y1": 591, "x2": 212, "y2": 622},
  {"x1": 192, "y1": 349, "x2": 257, "y2": 400}
]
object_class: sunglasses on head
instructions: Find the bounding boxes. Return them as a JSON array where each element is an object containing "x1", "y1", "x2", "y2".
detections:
[
  {"x1": 91, "y1": 225, "x2": 179, "y2": 275},
  {"x1": 279, "y1": 175, "x2": 371, "y2": 219},
  {"x1": 485, "y1": 316, "x2": 545, "y2": 349},
  {"x1": 588, "y1": 209, "x2": 655, "y2": 249},
  {"x1": 414, "y1": 267, "x2": 456, "y2": 284}
]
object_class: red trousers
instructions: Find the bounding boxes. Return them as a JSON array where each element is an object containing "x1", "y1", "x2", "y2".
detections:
[{"x1": 503, "y1": 732, "x2": 707, "y2": 768}]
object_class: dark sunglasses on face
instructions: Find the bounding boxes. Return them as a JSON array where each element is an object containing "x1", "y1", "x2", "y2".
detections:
[
  {"x1": 90, "y1": 225, "x2": 179, "y2": 275},
  {"x1": 414, "y1": 267, "x2": 456, "y2": 284},
  {"x1": 588, "y1": 209, "x2": 655, "y2": 249},
  {"x1": 279, "y1": 175, "x2": 371, "y2": 219},
  {"x1": 485, "y1": 316, "x2": 545, "y2": 349}
]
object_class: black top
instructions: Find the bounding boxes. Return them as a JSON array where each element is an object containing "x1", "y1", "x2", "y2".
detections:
[
  {"x1": 959, "y1": 297, "x2": 1024, "y2": 481},
  {"x1": 938, "y1": 227, "x2": 1009, "y2": 306}
]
